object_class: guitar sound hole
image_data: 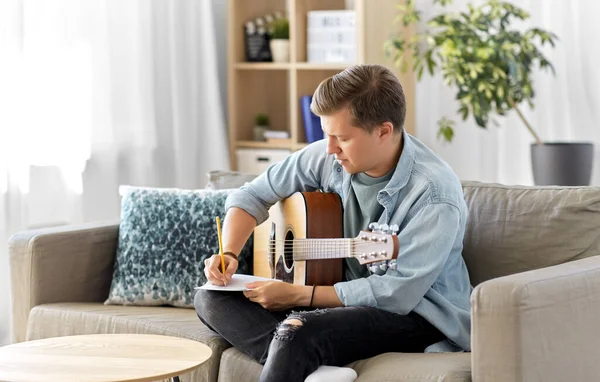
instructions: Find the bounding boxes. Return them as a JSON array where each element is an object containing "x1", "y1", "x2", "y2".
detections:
[
  {"x1": 283, "y1": 230, "x2": 294, "y2": 271},
  {"x1": 275, "y1": 229, "x2": 295, "y2": 282}
]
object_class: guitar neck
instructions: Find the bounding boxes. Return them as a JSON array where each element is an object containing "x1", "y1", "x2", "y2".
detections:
[{"x1": 289, "y1": 238, "x2": 353, "y2": 261}]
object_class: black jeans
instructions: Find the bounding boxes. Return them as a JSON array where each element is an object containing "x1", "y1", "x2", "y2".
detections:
[{"x1": 194, "y1": 289, "x2": 445, "y2": 382}]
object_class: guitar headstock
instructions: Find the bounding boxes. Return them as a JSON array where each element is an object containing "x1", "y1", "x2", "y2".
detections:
[{"x1": 351, "y1": 223, "x2": 399, "y2": 265}]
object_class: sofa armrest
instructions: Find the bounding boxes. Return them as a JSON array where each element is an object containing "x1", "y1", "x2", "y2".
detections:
[
  {"x1": 9, "y1": 221, "x2": 119, "y2": 343},
  {"x1": 471, "y1": 255, "x2": 600, "y2": 382}
]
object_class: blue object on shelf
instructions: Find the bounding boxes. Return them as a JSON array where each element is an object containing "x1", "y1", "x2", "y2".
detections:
[{"x1": 300, "y1": 96, "x2": 323, "y2": 143}]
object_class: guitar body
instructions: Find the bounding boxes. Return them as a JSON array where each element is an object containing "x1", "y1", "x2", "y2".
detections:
[{"x1": 253, "y1": 192, "x2": 344, "y2": 286}]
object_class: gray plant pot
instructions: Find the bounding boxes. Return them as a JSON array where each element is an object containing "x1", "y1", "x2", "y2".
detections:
[{"x1": 531, "y1": 142, "x2": 594, "y2": 186}]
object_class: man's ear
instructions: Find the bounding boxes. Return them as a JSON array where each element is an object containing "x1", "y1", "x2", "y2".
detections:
[{"x1": 378, "y1": 122, "x2": 394, "y2": 139}]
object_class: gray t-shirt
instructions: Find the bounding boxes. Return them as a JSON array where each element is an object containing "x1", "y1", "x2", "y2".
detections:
[{"x1": 343, "y1": 168, "x2": 395, "y2": 281}]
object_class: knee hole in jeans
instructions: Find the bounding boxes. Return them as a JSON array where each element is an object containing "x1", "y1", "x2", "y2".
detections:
[{"x1": 274, "y1": 317, "x2": 304, "y2": 341}]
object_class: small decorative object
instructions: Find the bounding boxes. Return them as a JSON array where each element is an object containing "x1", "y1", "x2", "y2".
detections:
[
  {"x1": 269, "y1": 17, "x2": 290, "y2": 63},
  {"x1": 244, "y1": 16, "x2": 272, "y2": 62},
  {"x1": 264, "y1": 130, "x2": 291, "y2": 145},
  {"x1": 254, "y1": 113, "x2": 269, "y2": 141},
  {"x1": 307, "y1": 10, "x2": 356, "y2": 63},
  {"x1": 387, "y1": 0, "x2": 593, "y2": 186}
]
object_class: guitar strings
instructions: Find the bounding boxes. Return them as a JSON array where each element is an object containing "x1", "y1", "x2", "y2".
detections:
[
  {"x1": 263, "y1": 239, "x2": 394, "y2": 259},
  {"x1": 265, "y1": 249, "x2": 392, "y2": 256},
  {"x1": 265, "y1": 239, "x2": 392, "y2": 244},
  {"x1": 265, "y1": 248, "x2": 390, "y2": 254},
  {"x1": 266, "y1": 243, "x2": 392, "y2": 248},
  {"x1": 265, "y1": 238, "x2": 390, "y2": 242},
  {"x1": 265, "y1": 250, "x2": 388, "y2": 253},
  {"x1": 265, "y1": 243, "x2": 392, "y2": 252}
]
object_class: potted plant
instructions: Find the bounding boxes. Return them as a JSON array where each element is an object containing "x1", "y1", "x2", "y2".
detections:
[
  {"x1": 254, "y1": 113, "x2": 270, "y2": 141},
  {"x1": 269, "y1": 17, "x2": 290, "y2": 63},
  {"x1": 386, "y1": 0, "x2": 594, "y2": 186}
]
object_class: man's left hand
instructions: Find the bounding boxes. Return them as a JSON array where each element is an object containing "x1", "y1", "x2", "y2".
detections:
[{"x1": 243, "y1": 281, "x2": 307, "y2": 311}]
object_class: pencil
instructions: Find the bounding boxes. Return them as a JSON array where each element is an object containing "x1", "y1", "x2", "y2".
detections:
[{"x1": 216, "y1": 216, "x2": 226, "y2": 285}]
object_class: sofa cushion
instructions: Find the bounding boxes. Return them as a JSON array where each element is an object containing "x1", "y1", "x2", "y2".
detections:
[
  {"x1": 105, "y1": 186, "x2": 253, "y2": 307},
  {"x1": 205, "y1": 170, "x2": 257, "y2": 189},
  {"x1": 217, "y1": 347, "x2": 471, "y2": 382},
  {"x1": 461, "y1": 182, "x2": 600, "y2": 285},
  {"x1": 26, "y1": 302, "x2": 231, "y2": 382}
]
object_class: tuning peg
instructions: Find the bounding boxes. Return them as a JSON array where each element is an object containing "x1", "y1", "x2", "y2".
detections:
[
  {"x1": 379, "y1": 223, "x2": 389, "y2": 233},
  {"x1": 368, "y1": 222, "x2": 380, "y2": 231},
  {"x1": 368, "y1": 261, "x2": 386, "y2": 275},
  {"x1": 389, "y1": 224, "x2": 399, "y2": 235},
  {"x1": 388, "y1": 260, "x2": 397, "y2": 270}
]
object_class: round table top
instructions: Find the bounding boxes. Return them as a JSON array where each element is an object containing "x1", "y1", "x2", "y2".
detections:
[{"x1": 0, "y1": 333, "x2": 212, "y2": 382}]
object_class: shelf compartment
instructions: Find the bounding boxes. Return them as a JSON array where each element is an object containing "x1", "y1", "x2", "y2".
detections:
[
  {"x1": 293, "y1": 0, "x2": 348, "y2": 63},
  {"x1": 232, "y1": 70, "x2": 289, "y2": 142},
  {"x1": 230, "y1": 0, "x2": 288, "y2": 63}
]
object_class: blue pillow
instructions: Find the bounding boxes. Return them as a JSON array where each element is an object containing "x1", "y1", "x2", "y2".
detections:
[{"x1": 105, "y1": 186, "x2": 253, "y2": 307}]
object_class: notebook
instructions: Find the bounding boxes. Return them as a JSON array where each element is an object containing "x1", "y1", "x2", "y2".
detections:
[{"x1": 195, "y1": 274, "x2": 282, "y2": 291}]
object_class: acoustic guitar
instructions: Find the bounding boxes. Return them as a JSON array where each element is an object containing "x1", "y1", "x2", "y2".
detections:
[{"x1": 253, "y1": 192, "x2": 399, "y2": 285}]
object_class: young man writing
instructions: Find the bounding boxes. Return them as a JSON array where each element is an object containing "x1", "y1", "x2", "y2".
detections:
[{"x1": 195, "y1": 64, "x2": 471, "y2": 382}]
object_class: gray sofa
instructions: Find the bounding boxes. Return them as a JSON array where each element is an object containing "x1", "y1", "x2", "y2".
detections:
[{"x1": 9, "y1": 181, "x2": 600, "y2": 381}]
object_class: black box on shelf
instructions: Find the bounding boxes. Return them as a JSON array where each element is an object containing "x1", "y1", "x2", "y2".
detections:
[{"x1": 244, "y1": 19, "x2": 272, "y2": 62}]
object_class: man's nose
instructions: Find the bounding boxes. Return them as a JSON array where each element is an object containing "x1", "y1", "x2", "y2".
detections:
[{"x1": 326, "y1": 138, "x2": 339, "y2": 155}]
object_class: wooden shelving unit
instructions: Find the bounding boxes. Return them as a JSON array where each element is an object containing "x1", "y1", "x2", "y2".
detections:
[{"x1": 227, "y1": 0, "x2": 414, "y2": 170}]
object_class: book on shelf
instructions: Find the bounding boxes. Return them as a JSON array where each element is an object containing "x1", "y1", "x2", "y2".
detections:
[
  {"x1": 263, "y1": 130, "x2": 290, "y2": 139},
  {"x1": 266, "y1": 138, "x2": 292, "y2": 145},
  {"x1": 300, "y1": 96, "x2": 324, "y2": 143}
]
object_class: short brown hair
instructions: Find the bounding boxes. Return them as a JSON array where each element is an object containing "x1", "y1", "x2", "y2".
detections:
[{"x1": 310, "y1": 64, "x2": 406, "y2": 134}]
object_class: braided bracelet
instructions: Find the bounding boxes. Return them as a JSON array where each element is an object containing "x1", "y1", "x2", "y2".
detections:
[
  {"x1": 309, "y1": 285, "x2": 316, "y2": 307},
  {"x1": 222, "y1": 251, "x2": 237, "y2": 260}
]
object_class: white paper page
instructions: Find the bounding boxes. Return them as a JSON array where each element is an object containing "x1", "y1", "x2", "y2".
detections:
[{"x1": 195, "y1": 274, "x2": 282, "y2": 291}]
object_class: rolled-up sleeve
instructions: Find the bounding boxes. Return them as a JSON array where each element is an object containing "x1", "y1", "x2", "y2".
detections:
[
  {"x1": 225, "y1": 140, "x2": 329, "y2": 225},
  {"x1": 334, "y1": 202, "x2": 461, "y2": 314}
]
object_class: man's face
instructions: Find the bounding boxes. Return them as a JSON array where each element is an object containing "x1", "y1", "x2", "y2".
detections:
[{"x1": 321, "y1": 107, "x2": 385, "y2": 175}]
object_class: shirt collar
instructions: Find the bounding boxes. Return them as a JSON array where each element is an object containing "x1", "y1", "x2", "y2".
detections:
[{"x1": 382, "y1": 130, "x2": 415, "y2": 195}]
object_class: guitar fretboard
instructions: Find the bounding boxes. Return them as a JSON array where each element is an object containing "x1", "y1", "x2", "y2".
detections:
[{"x1": 285, "y1": 238, "x2": 353, "y2": 261}]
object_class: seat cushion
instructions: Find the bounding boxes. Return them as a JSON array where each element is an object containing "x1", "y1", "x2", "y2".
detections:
[
  {"x1": 26, "y1": 302, "x2": 231, "y2": 382},
  {"x1": 351, "y1": 352, "x2": 471, "y2": 381},
  {"x1": 218, "y1": 347, "x2": 471, "y2": 382}
]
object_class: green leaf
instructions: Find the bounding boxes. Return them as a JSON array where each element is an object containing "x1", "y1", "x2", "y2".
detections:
[
  {"x1": 497, "y1": 86, "x2": 504, "y2": 98},
  {"x1": 437, "y1": 117, "x2": 456, "y2": 142},
  {"x1": 458, "y1": 105, "x2": 469, "y2": 120},
  {"x1": 393, "y1": 39, "x2": 405, "y2": 51},
  {"x1": 437, "y1": 126, "x2": 455, "y2": 141}
]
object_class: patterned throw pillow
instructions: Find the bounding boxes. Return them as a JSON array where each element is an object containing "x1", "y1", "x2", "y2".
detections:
[{"x1": 105, "y1": 186, "x2": 253, "y2": 308}]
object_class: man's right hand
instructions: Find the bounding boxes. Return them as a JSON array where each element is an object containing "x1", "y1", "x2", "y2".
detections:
[{"x1": 204, "y1": 254, "x2": 238, "y2": 286}]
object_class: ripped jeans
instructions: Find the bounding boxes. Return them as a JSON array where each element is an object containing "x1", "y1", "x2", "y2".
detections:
[{"x1": 194, "y1": 289, "x2": 445, "y2": 382}]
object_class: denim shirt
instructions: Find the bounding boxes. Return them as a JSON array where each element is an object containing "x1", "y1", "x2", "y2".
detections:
[{"x1": 225, "y1": 132, "x2": 472, "y2": 351}]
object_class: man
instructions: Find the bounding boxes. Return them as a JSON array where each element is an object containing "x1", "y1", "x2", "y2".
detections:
[{"x1": 195, "y1": 64, "x2": 471, "y2": 382}]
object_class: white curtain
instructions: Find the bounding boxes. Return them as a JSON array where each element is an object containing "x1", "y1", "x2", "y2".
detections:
[
  {"x1": 0, "y1": 0, "x2": 229, "y2": 345},
  {"x1": 415, "y1": 0, "x2": 600, "y2": 186}
]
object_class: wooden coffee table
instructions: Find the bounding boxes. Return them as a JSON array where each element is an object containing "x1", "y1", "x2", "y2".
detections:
[{"x1": 0, "y1": 333, "x2": 212, "y2": 382}]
